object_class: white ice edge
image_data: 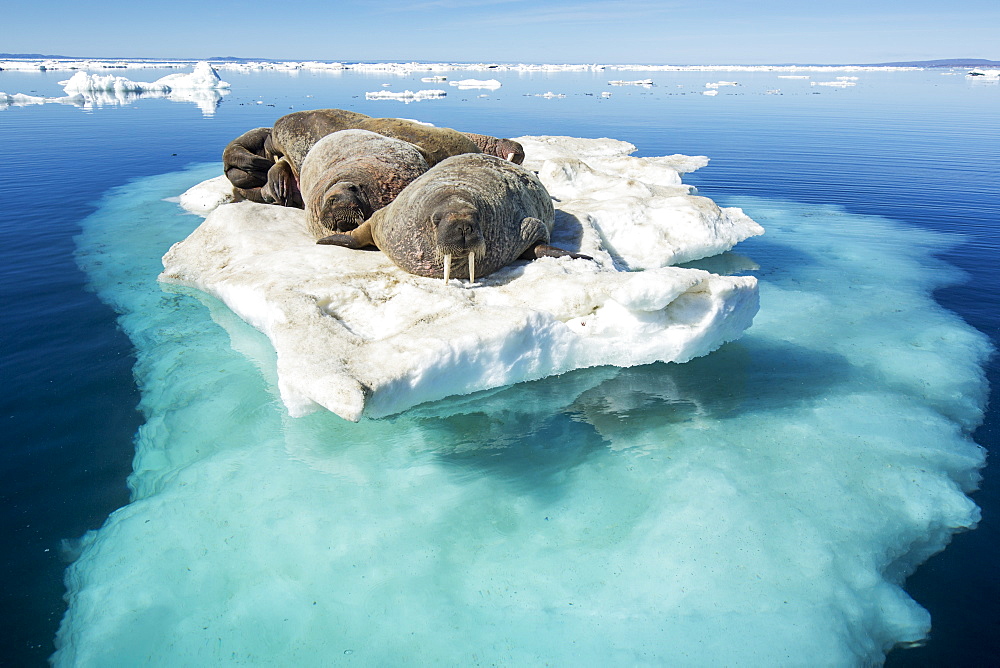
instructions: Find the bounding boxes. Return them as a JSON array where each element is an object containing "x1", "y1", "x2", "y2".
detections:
[
  {"x1": 162, "y1": 136, "x2": 762, "y2": 421},
  {"x1": 0, "y1": 57, "x2": 930, "y2": 73}
]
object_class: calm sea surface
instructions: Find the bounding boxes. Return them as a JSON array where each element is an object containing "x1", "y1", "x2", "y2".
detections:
[{"x1": 1, "y1": 67, "x2": 998, "y2": 665}]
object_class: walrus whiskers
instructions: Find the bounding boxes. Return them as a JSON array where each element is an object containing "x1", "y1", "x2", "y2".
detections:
[{"x1": 443, "y1": 254, "x2": 452, "y2": 282}]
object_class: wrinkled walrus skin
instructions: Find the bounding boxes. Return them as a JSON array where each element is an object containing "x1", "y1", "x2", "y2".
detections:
[
  {"x1": 223, "y1": 109, "x2": 526, "y2": 211},
  {"x1": 222, "y1": 127, "x2": 275, "y2": 203},
  {"x1": 329, "y1": 153, "x2": 559, "y2": 280},
  {"x1": 299, "y1": 129, "x2": 430, "y2": 234},
  {"x1": 460, "y1": 133, "x2": 525, "y2": 164}
]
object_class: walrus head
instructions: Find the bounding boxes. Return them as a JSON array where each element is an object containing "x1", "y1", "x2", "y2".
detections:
[
  {"x1": 316, "y1": 181, "x2": 370, "y2": 232},
  {"x1": 431, "y1": 196, "x2": 487, "y2": 283}
]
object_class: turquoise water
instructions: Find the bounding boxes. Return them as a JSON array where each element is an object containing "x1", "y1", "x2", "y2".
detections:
[{"x1": 2, "y1": 67, "x2": 998, "y2": 665}]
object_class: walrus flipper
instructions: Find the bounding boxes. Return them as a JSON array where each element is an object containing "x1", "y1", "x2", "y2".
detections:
[
  {"x1": 317, "y1": 219, "x2": 376, "y2": 249},
  {"x1": 530, "y1": 244, "x2": 593, "y2": 261},
  {"x1": 262, "y1": 159, "x2": 303, "y2": 208},
  {"x1": 518, "y1": 218, "x2": 591, "y2": 261}
]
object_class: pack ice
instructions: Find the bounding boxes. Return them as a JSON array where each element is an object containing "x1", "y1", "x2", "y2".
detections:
[{"x1": 160, "y1": 136, "x2": 763, "y2": 421}]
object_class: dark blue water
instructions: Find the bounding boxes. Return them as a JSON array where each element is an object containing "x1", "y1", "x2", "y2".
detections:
[{"x1": 2, "y1": 67, "x2": 997, "y2": 665}]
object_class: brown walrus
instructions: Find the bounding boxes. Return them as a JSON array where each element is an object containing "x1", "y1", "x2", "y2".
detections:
[
  {"x1": 299, "y1": 129, "x2": 430, "y2": 234},
  {"x1": 221, "y1": 127, "x2": 282, "y2": 204},
  {"x1": 317, "y1": 153, "x2": 591, "y2": 282},
  {"x1": 222, "y1": 109, "x2": 526, "y2": 210},
  {"x1": 460, "y1": 133, "x2": 525, "y2": 164}
]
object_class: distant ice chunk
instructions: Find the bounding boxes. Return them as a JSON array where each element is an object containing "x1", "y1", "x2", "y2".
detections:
[
  {"x1": 364, "y1": 89, "x2": 447, "y2": 102},
  {"x1": 60, "y1": 61, "x2": 229, "y2": 95},
  {"x1": 152, "y1": 61, "x2": 231, "y2": 90},
  {"x1": 162, "y1": 137, "x2": 761, "y2": 421},
  {"x1": 811, "y1": 80, "x2": 857, "y2": 87},
  {"x1": 966, "y1": 68, "x2": 1000, "y2": 80},
  {"x1": 449, "y1": 78, "x2": 501, "y2": 90},
  {"x1": 36, "y1": 62, "x2": 232, "y2": 114},
  {"x1": 608, "y1": 79, "x2": 653, "y2": 87}
]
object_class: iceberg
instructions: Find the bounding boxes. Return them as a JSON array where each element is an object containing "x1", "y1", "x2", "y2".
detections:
[
  {"x1": 59, "y1": 61, "x2": 229, "y2": 95},
  {"x1": 160, "y1": 137, "x2": 761, "y2": 422},
  {"x1": 0, "y1": 62, "x2": 229, "y2": 115}
]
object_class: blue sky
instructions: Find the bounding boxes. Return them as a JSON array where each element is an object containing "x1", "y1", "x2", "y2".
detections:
[{"x1": 5, "y1": 0, "x2": 998, "y2": 64}]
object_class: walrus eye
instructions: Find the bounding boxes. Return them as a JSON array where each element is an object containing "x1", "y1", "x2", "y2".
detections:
[{"x1": 431, "y1": 212, "x2": 441, "y2": 227}]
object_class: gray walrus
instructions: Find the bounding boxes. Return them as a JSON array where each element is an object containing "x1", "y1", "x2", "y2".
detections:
[
  {"x1": 317, "y1": 153, "x2": 591, "y2": 282},
  {"x1": 300, "y1": 129, "x2": 430, "y2": 234}
]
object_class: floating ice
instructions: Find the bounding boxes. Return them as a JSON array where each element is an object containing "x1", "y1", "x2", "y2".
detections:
[
  {"x1": 811, "y1": 80, "x2": 857, "y2": 87},
  {"x1": 705, "y1": 80, "x2": 739, "y2": 88},
  {"x1": 449, "y1": 78, "x2": 501, "y2": 90},
  {"x1": 364, "y1": 89, "x2": 447, "y2": 102},
  {"x1": 0, "y1": 57, "x2": 926, "y2": 74},
  {"x1": 967, "y1": 68, "x2": 1000, "y2": 80},
  {"x1": 59, "y1": 61, "x2": 229, "y2": 95},
  {"x1": 56, "y1": 162, "x2": 989, "y2": 666},
  {"x1": 160, "y1": 137, "x2": 761, "y2": 421},
  {"x1": 0, "y1": 62, "x2": 228, "y2": 114},
  {"x1": 608, "y1": 79, "x2": 653, "y2": 87}
]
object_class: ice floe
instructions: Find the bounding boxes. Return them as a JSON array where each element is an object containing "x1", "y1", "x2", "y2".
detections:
[
  {"x1": 364, "y1": 89, "x2": 447, "y2": 102},
  {"x1": 449, "y1": 78, "x2": 501, "y2": 90},
  {"x1": 608, "y1": 79, "x2": 654, "y2": 87},
  {"x1": 0, "y1": 57, "x2": 927, "y2": 75},
  {"x1": 967, "y1": 68, "x2": 1000, "y2": 80},
  {"x1": 811, "y1": 80, "x2": 857, "y2": 88},
  {"x1": 0, "y1": 62, "x2": 229, "y2": 114},
  {"x1": 161, "y1": 136, "x2": 762, "y2": 422}
]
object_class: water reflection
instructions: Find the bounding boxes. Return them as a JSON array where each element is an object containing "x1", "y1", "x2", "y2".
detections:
[{"x1": 0, "y1": 88, "x2": 228, "y2": 115}]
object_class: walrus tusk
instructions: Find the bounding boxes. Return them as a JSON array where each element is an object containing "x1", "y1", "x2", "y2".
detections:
[
  {"x1": 506, "y1": 152, "x2": 515, "y2": 161},
  {"x1": 468, "y1": 252, "x2": 476, "y2": 284},
  {"x1": 443, "y1": 254, "x2": 451, "y2": 283}
]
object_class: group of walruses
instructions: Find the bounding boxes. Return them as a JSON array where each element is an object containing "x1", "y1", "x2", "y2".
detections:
[{"x1": 222, "y1": 109, "x2": 589, "y2": 282}]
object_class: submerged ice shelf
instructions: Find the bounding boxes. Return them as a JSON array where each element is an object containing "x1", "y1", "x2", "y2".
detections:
[
  {"x1": 59, "y1": 160, "x2": 989, "y2": 665},
  {"x1": 161, "y1": 136, "x2": 762, "y2": 421}
]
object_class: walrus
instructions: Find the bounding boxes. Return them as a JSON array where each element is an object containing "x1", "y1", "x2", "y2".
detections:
[
  {"x1": 268, "y1": 108, "x2": 372, "y2": 176},
  {"x1": 356, "y1": 117, "x2": 481, "y2": 166},
  {"x1": 262, "y1": 109, "x2": 372, "y2": 208},
  {"x1": 299, "y1": 129, "x2": 430, "y2": 234},
  {"x1": 461, "y1": 132, "x2": 526, "y2": 164},
  {"x1": 317, "y1": 153, "x2": 591, "y2": 282},
  {"x1": 225, "y1": 108, "x2": 524, "y2": 210},
  {"x1": 222, "y1": 127, "x2": 277, "y2": 203}
]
